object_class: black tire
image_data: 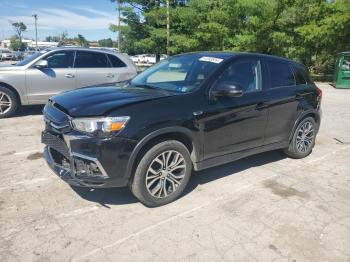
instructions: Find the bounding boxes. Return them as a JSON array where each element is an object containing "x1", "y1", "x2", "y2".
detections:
[
  {"x1": 284, "y1": 117, "x2": 316, "y2": 159},
  {"x1": 130, "y1": 140, "x2": 192, "y2": 207},
  {"x1": 0, "y1": 86, "x2": 19, "y2": 118}
]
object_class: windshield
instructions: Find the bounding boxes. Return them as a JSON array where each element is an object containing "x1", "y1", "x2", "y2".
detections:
[
  {"x1": 130, "y1": 54, "x2": 224, "y2": 93},
  {"x1": 16, "y1": 51, "x2": 46, "y2": 66}
]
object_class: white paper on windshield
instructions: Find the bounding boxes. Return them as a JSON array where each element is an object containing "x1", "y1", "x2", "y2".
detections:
[{"x1": 199, "y1": 56, "x2": 223, "y2": 64}]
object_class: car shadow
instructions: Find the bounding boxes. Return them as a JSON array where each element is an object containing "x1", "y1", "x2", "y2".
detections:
[
  {"x1": 183, "y1": 149, "x2": 286, "y2": 196},
  {"x1": 12, "y1": 105, "x2": 44, "y2": 118},
  {"x1": 72, "y1": 150, "x2": 286, "y2": 207}
]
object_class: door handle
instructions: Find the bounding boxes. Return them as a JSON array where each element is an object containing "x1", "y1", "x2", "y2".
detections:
[
  {"x1": 106, "y1": 73, "x2": 115, "y2": 78},
  {"x1": 64, "y1": 74, "x2": 75, "y2": 78},
  {"x1": 255, "y1": 103, "x2": 268, "y2": 111}
]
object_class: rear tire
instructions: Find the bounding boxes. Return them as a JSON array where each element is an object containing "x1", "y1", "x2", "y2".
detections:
[
  {"x1": 0, "y1": 86, "x2": 19, "y2": 118},
  {"x1": 284, "y1": 117, "x2": 316, "y2": 159},
  {"x1": 130, "y1": 140, "x2": 192, "y2": 207}
]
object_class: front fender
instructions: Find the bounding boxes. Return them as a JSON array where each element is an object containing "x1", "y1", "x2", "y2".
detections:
[{"x1": 124, "y1": 126, "x2": 201, "y2": 182}]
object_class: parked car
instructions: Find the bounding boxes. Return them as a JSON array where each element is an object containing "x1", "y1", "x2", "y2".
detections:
[
  {"x1": 0, "y1": 47, "x2": 138, "y2": 118},
  {"x1": 1, "y1": 49, "x2": 15, "y2": 61},
  {"x1": 13, "y1": 51, "x2": 24, "y2": 61},
  {"x1": 41, "y1": 52, "x2": 322, "y2": 207},
  {"x1": 130, "y1": 54, "x2": 167, "y2": 64},
  {"x1": 130, "y1": 54, "x2": 146, "y2": 64}
]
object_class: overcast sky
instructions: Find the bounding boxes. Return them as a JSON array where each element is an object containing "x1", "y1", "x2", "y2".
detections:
[{"x1": 0, "y1": 0, "x2": 120, "y2": 41}]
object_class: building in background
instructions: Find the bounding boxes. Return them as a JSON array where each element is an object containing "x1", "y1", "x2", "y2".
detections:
[{"x1": 0, "y1": 39, "x2": 59, "y2": 49}]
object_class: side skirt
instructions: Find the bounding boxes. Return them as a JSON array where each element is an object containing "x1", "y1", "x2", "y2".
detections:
[{"x1": 194, "y1": 141, "x2": 289, "y2": 171}]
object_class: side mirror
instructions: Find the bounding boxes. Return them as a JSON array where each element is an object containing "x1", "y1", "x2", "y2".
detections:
[
  {"x1": 35, "y1": 60, "x2": 48, "y2": 69},
  {"x1": 211, "y1": 82, "x2": 244, "y2": 98}
]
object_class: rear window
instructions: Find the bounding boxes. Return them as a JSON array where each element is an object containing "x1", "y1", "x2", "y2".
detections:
[
  {"x1": 108, "y1": 54, "x2": 126, "y2": 68},
  {"x1": 267, "y1": 59, "x2": 295, "y2": 88},
  {"x1": 75, "y1": 51, "x2": 109, "y2": 68},
  {"x1": 293, "y1": 65, "x2": 308, "y2": 85}
]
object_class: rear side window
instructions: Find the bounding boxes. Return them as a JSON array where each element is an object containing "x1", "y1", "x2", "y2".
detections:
[
  {"x1": 108, "y1": 54, "x2": 126, "y2": 67},
  {"x1": 293, "y1": 65, "x2": 308, "y2": 85},
  {"x1": 267, "y1": 60, "x2": 295, "y2": 88},
  {"x1": 75, "y1": 51, "x2": 109, "y2": 68}
]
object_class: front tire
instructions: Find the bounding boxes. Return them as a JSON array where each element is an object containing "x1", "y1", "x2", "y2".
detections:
[
  {"x1": 284, "y1": 117, "x2": 316, "y2": 159},
  {"x1": 130, "y1": 140, "x2": 192, "y2": 207},
  {"x1": 0, "y1": 87, "x2": 19, "y2": 118}
]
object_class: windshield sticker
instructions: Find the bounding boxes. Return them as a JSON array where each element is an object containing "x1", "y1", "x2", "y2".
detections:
[{"x1": 199, "y1": 56, "x2": 223, "y2": 64}]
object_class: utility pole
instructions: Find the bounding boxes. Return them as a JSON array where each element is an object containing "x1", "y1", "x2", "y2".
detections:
[
  {"x1": 166, "y1": 0, "x2": 170, "y2": 56},
  {"x1": 32, "y1": 14, "x2": 38, "y2": 50},
  {"x1": 117, "y1": 0, "x2": 121, "y2": 52}
]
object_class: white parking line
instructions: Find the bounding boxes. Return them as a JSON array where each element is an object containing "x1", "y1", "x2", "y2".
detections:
[
  {"x1": 0, "y1": 177, "x2": 54, "y2": 191},
  {"x1": 306, "y1": 144, "x2": 350, "y2": 163},
  {"x1": 57, "y1": 206, "x2": 100, "y2": 218},
  {"x1": 71, "y1": 172, "x2": 278, "y2": 262},
  {"x1": 71, "y1": 143, "x2": 350, "y2": 262},
  {"x1": 14, "y1": 149, "x2": 41, "y2": 156}
]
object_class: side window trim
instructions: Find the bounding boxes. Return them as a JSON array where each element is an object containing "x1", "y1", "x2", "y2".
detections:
[
  {"x1": 72, "y1": 51, "x2": 77, "y2": 68},
  {"x1": 106, "y1": 54, "x2": 113, "y2": 68},
  {"x1": 291, "y1": 64, "x2": 308, "y2": 86}
]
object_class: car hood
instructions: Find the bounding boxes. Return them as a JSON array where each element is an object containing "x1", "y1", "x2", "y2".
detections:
[
  {"x1": 0, "y1": 65, "x2": 17, "y2": 69},
  {"x1": 52, "y1": 85, "x2": 177, "y2": 117}
]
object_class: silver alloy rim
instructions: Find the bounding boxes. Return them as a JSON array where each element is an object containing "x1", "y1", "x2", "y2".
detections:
[
  {"x1": 296, "y1": 121, "x2": 314, "y2": 153},
  {"x1": 0, "y1": 91, "x2": 12, "y2": 115},
  {"x1": 145, "y1": 150, "x2": 186, "y2": 198}
]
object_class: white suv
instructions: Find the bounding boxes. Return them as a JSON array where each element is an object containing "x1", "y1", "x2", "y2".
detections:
[{"x1": 0, "y1": 47, "x2": 138, "y2": 118}]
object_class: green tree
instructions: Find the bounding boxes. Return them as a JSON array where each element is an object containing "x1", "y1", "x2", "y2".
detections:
[
  {"x1": 113, "y1": 0, "x2": 350, "y2": 74},
  {"x1": 76, "y1": 34, "x2": 89, "y2": 47},
  {"x1": 9, "y1": 35, "x2": 27, "y2": 51},
  {"x1": 98, "y1": 38, "x2": 114, "y2": 47},
  {"x1": 10, "y1": 22, "x2": 27, "y2": 40}
]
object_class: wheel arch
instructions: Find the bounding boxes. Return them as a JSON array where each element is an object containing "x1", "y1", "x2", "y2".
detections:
[
  {"x1": 289, "y1": 110, "x2": 320, "y2": 142},
  {"x1": 125, "y1": 127, "x2": 200, "y2": 184}
]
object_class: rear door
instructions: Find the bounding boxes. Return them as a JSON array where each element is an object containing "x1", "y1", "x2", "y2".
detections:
[
  {"x1": 263, "y1": 58, "x2": 310, "y2": 144},
  {"x1": 25, "y1": 50, "x2": 76, "y2": 104},
  {"x1": 107, "y1": 54, "x2": 136, "y2": 82}
]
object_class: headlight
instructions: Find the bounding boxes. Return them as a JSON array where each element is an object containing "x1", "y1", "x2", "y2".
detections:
[{"x1": 72, "y1": 116, "x2": 130, "y2": 134}]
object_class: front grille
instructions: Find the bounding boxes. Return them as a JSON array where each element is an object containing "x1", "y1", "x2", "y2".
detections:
[{"x1": 42, "y1": 132, "x2": 70, "y2": 159}]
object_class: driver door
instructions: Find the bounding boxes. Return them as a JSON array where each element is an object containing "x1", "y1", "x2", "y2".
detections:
[
  {"x1": 25, "y1": 50, "x2": 76, "y2": 104},
  {"x1": 201, "y1": 57, "x2": 269, "y2": 159}
]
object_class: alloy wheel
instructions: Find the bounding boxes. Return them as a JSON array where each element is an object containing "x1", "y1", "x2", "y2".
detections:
[
  {"x1": 0, "y1": 91, "x2": 12, "y2": 115},
  {"x1": 296, "y1": 121, "x2": 314, "y2": 153},
  {"x1": 145, "y1": 150, "x2": 186, "y2": 198}
]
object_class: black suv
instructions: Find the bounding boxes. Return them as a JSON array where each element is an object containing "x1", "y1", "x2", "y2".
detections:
[{"x1": 42, "y1": 52, "x2": 322, "y2": 206}]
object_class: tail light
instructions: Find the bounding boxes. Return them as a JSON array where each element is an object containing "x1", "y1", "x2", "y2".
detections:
[{"x1": 316, "y1": 87, "x2": 322, "y2": 98}]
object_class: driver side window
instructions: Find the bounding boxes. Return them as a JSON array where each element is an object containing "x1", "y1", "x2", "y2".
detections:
[
  {"x1": 44, "y1": 51, "x2": 75, "y2": 69},
  {"x1": 218, "y1": 58, "x2": 262, "y2": 93}
]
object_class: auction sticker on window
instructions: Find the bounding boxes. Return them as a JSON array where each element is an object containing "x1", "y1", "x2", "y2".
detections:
[{"x1": 199, "y1": 56, "x2": 224, "y2": 63}]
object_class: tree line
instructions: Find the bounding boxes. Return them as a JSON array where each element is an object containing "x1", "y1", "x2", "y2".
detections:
[{"x1": 111, "y1": 0, "x2": 350, "y2": 74}]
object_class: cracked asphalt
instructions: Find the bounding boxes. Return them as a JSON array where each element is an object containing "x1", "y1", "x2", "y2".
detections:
[{"x1": 0, "y1": 83, "x2": 349, "y2": 262}]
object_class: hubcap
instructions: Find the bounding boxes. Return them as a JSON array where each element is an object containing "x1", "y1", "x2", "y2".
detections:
[
  {"x1": 145, "y1": 150, "x2": 186, "y2": 198},
  {"x1": 296, "y1": 121, "x2": 314, "y2": 153},
  {"x1": 0, "y1": 92, "x2": 12, "y2": 115}
]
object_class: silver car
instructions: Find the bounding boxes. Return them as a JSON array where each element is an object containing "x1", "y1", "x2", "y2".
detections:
[{"x1": 0, "y1": 47, "x2": 138, "y2": 118}]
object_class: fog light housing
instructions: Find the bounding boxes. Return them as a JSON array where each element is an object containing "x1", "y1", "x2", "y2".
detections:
[{"x1": 74, "y1": 156, "x2": 108, "y2": 179}]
